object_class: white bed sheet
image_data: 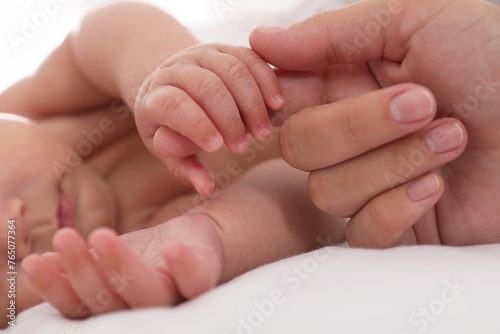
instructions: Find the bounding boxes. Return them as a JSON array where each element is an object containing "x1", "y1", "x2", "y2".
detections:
[
  {"x1": 7, "y1": 244, "x2": 500, "y2": 334},
  {"x1": 2, "y1": 0, "x2": 500, "y2": 333}
]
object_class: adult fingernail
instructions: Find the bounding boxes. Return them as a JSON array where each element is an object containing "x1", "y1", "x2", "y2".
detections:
[
  {"x1": 390, "y1": 89, "x2": 433, "y2": 123},
  {"x1": 254, "y1": 26, "x2": 285, "y2": 33},
  {"x1": 425, "y1": 122, "x2": 464, "y2": 154},
  {"x1": 407, "y1": 173, "x2": 440, "y2": 202}
]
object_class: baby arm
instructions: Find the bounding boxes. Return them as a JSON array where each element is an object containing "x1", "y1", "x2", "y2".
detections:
[
  {"x1": 21, "y1": 159, "x2": 345, "y2": 317},
  {"x1": 0, "y1": 2, "x2": 198, "y2": 118},
  {"x1": 0, "y1": 2, "x2": 284, "y2": 195}
]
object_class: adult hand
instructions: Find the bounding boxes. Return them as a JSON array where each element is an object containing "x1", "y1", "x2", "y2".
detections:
[{"x1": 250, "y1": 0, "x2": 500, "y2": 247}]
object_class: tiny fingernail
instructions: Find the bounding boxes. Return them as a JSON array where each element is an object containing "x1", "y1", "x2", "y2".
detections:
[
  {"x1": 236, "y1": 137, "x2": 249, "y2": 152},
  {"x1": 54, "y1": 238, "x2": 72, "y2": 253},
  {"x1": 254, "y1": 26, "x2": 285, "y2": 33},
  {"x1": 195, "y1": 178, "x2": 214, "y2": 196},
  {"x1": 407, "y1": 173, "x2": 440, "y2": 202},
  {"x1": 425, "y1": 122, "x2": 464, "y2": 154},
  {"x1": 257, "y1": 124, "x2": 272, "y2": 139},
  {"x1": 206, "y1": 135, "x2": 223, "y2": 151},
  {"x1": 91, "y1": 238, "x2": 110, "y2": 254},
  {"x1": 274, "y1": 94, "x2": 285, "y2": 108},
  {"x1": 390, "y1": 89, "x2": 433, "y2": 123}
]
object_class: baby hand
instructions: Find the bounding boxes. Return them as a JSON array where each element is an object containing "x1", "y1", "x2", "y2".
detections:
[
  {"x1": 21, "y1": 214, "x2": 224, "y2": 317},
  {"x1": 134, "y1": 44, "x2": 284, "y2": 195}
]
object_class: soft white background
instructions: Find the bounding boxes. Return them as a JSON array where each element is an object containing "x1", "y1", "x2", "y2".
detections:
[
  {"x1": 1, "y1": 0, "x2": 499, "y2": 93},
  {"x1": 0, "y1": 0, "x2": 355, "y2": 93}
]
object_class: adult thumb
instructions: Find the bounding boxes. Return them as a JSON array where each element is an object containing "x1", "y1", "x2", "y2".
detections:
[{"x1": 249, "y1": 0, "x2": 408, "y2": 71}]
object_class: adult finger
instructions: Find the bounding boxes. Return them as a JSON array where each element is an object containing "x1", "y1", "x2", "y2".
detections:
[
  {"x1": 270, "y1": 64, "x2": 381, "y2": 126},
  {"x1": 346, "y1": 172, "x2": 444, "y2": 248},
  {"x1": 249, "y1": 0, "x2": 430, "y2": 69},
  {"x1": 279, "y1": 83, "x2": 435, "y2": 171},
  {"x1": 308, "y1": 117, "x2": 467, "y2": 217}
]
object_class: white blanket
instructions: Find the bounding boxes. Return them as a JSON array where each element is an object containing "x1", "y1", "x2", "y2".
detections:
[{"x1": 7, "y1": 244, "x2": 500, "y2": 334}]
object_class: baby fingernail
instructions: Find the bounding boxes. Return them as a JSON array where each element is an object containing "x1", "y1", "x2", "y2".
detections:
[
  {"x1": 274, "y1": 94, "x2": 285, "y2": 108},
  {"x1": 206, "y1": 135, "x2": 223, "y2": 151},
  {"x1": 407, "y1": 173, "x2": 440, "y2": 202},
  {"x1": 425, "y1": 122, "x2": 464, "y2": 154},
  {"x1": 390, "y1": 89, "x2": 433, "y2": 123},
  {"x1": 236, "y1": 137, "x2": 249, "y2": 152},
  {"x1": 20, "y1": 256, "x2": 38, "y2": 276},
  {"x1": 258, "y1": 124, "x2": 272, "y2": 139}
]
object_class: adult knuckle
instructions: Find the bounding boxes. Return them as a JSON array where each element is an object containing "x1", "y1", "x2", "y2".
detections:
[
  {"x1": 367, "y1": 200, "x2": 398, "y2": 237},
  {"x1": 308, "y1": 170, "x2": 362, "y2": 217},
  {"x1": 307, "y1": 171, "x2": 349, "y2": 216},
  {"x1": 342, "y1": 106, "x2": 366, "y2": 147},
  {"x1": 307, "y1": 172, "x2": 331, "y2": 213},
  {"x1": 306, "y1": 11, "x2": 339, "y2": 64},
  {"x1": 278, "y1": 116, "x2": 301, "y2": 168}
]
